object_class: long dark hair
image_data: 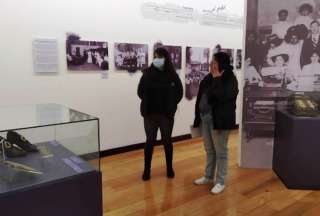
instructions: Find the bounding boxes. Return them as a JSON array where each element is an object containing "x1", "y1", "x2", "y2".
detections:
[
  {"x1": 154, "y1": 47, "x2": 176, "y2": 74},
  {"x1": 214, "y1": 52, "x2": 233, "y2": 72}
]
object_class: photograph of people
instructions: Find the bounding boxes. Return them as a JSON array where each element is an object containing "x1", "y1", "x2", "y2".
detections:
[
  {"x1": 294, "y1": 2, "x2": 315, "y2": 28},
  {"x1": 284, "y1": 26, "x2": 305, "y2": 77},
  {"x1": 137, "y1": 47, "x2": 183, "y2": 181},
  {"x1": 301, "y1": 20, "x2": 320, "y2": 67},
  {"x1": 266, "y1": 25, "x2": 307, "y2": 82},
  {"x1": 236, "y1": 49, "x2": 243, "y2": 70},
  {"x1": 242, "y1": 0, "x2": 320, "y2": 168},
  {"x1": 154, "y1": 42, "x2": 182, "y2": 69},
  {"x1": 244, "y1": 57, "x2": 262, "y2": 85},
  {"x1": 66, "y1": 33, "x2": 108, "y2": 71},
  {"x1": 261, "y1": 54, "x2": 287, "y2": 87},
  {"x1": 114, "y1": 43, "x2": 148, "y2": 72},
  {"x1": 298, "y1": 51, "x2": 320, "y2": 90},
  {"x1": 265, "y1": 53, "x2": 298, "y2": 89},
  {"x1": 192, "y1": 52, "x2": 238, "y2": 194},
  {"x1": 302, "y1": 51, "x2": 320, "y2": 73},
  {"x1": 185, "y1": 47, "x2": 210, "y2": 100},
  {"x1": 272, "y1": 9, "x2": 293, "y2": 39},
  {"x1": 245, "y1": 31, "x2": 264, "y2": 70}
]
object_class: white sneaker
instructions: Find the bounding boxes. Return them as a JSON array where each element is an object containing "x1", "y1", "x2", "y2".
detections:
[
  {"x1": 211, "y1": 183, "x2": 225, "y2": 194},
  {"x1": 193, "y1": 177, "x2": 213, "y2": 185}
]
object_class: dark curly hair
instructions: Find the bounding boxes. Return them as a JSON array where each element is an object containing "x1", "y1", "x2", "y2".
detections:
[
  {"x1": 299, "y1": 3, "x2": 313, "y2": 14},
  {"x1": 284, "y1": 25, "x2": 308, "y2": 43}
]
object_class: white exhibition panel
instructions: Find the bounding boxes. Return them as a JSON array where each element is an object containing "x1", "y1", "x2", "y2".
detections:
[{"x1": 0, "y1": 0, "x2": 244, "y2": 150}]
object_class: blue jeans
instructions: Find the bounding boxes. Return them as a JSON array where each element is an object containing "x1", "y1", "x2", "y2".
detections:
[{"x1": 200, "y1": 113, "x2": 230, "y2": 185}]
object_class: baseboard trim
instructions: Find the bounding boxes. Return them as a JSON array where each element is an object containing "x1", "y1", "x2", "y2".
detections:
[
  {"x1": 100, "y1": 125, "x2": 239, "y2": 157},
  {"x1": 100, "y1": 134, "x2": 192, "y2": 157}
]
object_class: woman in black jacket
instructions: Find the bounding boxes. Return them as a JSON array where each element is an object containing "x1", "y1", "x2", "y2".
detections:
[
  {"x1": 138, "y1": 48, "x2": 183, "y2": 181},
  {"x1": 193, "y1": 52, "x2": 238, "y2": 194}
]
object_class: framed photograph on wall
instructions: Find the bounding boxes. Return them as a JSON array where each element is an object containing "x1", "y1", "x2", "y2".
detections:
[
  {"x1": 66, "y1": 33, "x2": 108, "y2": 71},
  {"x1": 221, "y1": 48, "x2": 235, "y2": 67},
  {"x1": 114, "y1": 43, "x2": 148, "y2": 73},
  {"x1": 154, "y1": 43, "x2": 182, "y2": 69},
  {"x1": 236, "y1": 49, "x2": 242, "y2": 70},
  {"x1": 185, "y1": 46, "x2": 210, "y2": 100}
]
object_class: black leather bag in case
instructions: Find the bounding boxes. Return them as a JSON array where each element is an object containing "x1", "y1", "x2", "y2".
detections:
[{"x1": 287, "y1": 94, "x2": 319, "y2": 117}]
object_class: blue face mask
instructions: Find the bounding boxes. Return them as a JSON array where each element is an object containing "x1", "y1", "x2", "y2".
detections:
[{"x1": 153, "y1": 58, "x2": 165, "y2": 69}]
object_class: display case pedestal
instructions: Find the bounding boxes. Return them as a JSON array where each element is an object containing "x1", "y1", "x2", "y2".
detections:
[
  {"x1": 0, "y1": 170, "x2": 102, "y2": 216},
  {"x1": 273, "y1": 110, "x2": 320, "y2": 190},
  {"x1": 0, "y1": 103, "x2": 102, "y2": 215}
]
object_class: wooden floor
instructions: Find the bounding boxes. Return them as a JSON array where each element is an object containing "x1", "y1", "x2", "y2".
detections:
[{"x1": 101, "y1": 131, "x2": 320, "y2": 216}]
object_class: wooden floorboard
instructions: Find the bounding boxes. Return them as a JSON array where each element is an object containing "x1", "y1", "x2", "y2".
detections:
[{"x1": 101, "y1": 130, "x2": 320, "y2": 216}]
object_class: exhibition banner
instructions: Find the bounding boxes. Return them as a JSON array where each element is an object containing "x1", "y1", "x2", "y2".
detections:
[
  {"x1": 241, "y1": 0, "x2": 320, "y2": 168},
  {"x1": 140, "y1": 0, "x2": 244, "y2": 28}
]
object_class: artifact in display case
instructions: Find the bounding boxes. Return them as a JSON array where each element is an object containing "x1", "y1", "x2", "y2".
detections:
[
  {"x1": 0, "y1": 103, "x2": 102, "y2": 216},
  {"x1": 287, "y1": 93, "x2": 319, "y2": 117},
  {"x1": 0, "y1": 132, "x2": 42, "y2": 174}
]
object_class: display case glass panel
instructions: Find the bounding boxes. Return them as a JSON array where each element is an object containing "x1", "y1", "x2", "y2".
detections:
[{"x1": 0, "y1": 104, "x2": 100, "y2": 195}]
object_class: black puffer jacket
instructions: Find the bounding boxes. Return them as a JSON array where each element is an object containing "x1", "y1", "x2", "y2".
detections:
[
  {"x1": 138, "y1": 65, "x2": 183, "y2": 117},
  {"x1": 193, "y1": 69, "x2": 239, "y2": 130}
]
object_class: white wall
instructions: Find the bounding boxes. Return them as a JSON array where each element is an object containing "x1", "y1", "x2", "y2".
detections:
[{"x1": 0, "y1": 0, "x2": 244, "y2": 150}]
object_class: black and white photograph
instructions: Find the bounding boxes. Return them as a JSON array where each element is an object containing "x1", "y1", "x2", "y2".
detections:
[
  {"x1": 242, "y1": 0, "x2": 320, "y2": 168},
  {"x1": 66, "y1": 34, "x2": 108, "y2": 71},
  {"x1": 236, "y1": 49, "x2": 242, "y2": 69},
  {"x1": 114, "y1": 43, "x2": 148, "y2": 72},
  {"x1": 154, "y1": 43, "x2": 182, "y2": 69},
  {"x1": 221, "y1": 48, "x2": 235, "y2": 67},
  {"x1": 185, "y1": 47, "x2": 210, "y2": 100}
]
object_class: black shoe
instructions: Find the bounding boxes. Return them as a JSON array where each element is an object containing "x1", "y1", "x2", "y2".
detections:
[
  {"x1": 167, "y1": 169, "x2": 175, "y2": 179},
  {"x1": 142, "y1": 169, "x2": 150, "y2": 181},
  {"x1": 0, "y1": 136, "x2": 27, "y2": 158},
  {"x1": 7, "y1": 131, "x2": 38, "y2": 153}
]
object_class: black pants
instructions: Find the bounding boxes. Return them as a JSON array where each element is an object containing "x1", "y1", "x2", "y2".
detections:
[{"x1": 143, "y1": 114, "x2": 174, "y2": 171}]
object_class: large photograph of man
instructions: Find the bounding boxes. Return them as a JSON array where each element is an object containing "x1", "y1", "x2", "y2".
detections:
[
  {"x1": 185, "y1": 47, "x2": 210, "y2": 100},
  {"x1": 242, "y1": 0, "x2": 320, "y2": 168}
]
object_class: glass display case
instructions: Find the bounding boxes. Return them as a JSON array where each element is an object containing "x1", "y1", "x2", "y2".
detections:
[{"x1": 0, "y1": 104, "x2": 101, "y2": 215}]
